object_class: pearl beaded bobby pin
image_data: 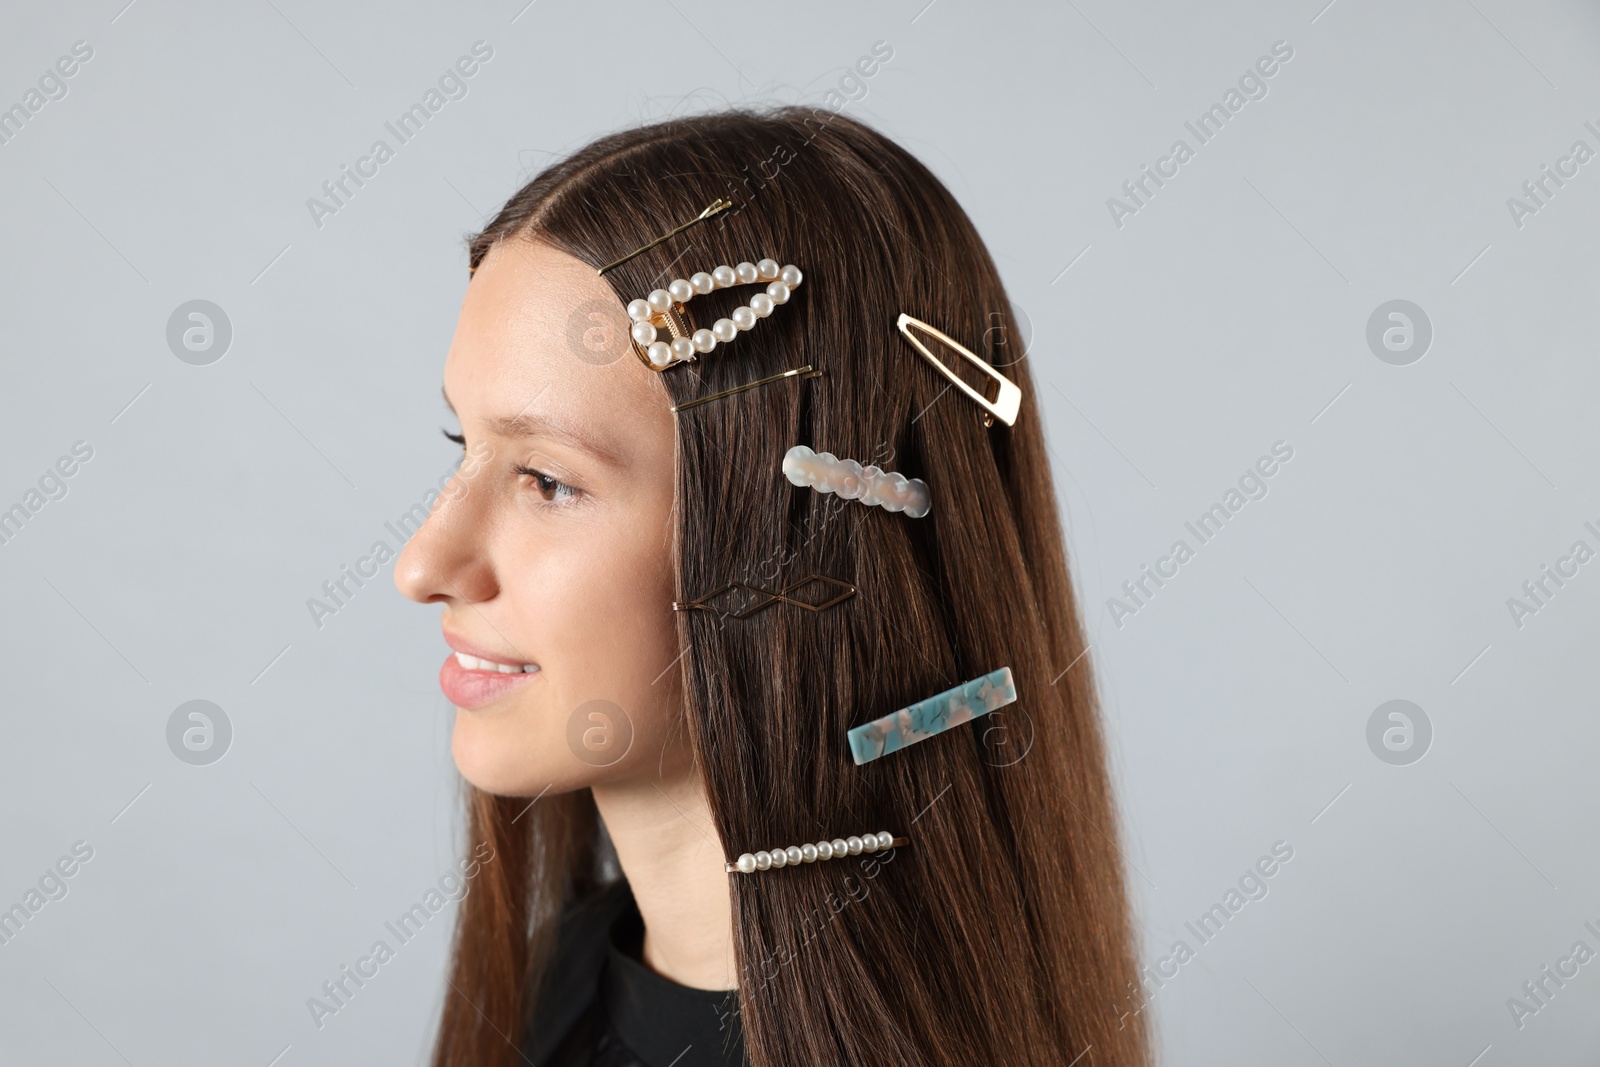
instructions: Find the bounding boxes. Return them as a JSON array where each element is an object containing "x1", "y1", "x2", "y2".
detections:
[
  {"x1": 782, "y1": 445, "x2": 931, "y2": 518},
  {"x1": 625, "y1": 260, "x2": 803, "y2": 371},
  {"x1": 726, "y1": 831, "x2": 908, "y2": 874}
]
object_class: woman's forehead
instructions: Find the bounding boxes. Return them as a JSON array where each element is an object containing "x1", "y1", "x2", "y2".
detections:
[{"x1": 445, "y1": 239, "x2": 669, "y2": 454}]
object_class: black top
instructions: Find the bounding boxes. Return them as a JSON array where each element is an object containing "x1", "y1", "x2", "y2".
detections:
[{"x1": 522, "y1": 880, "x2": 747, "y2": 1067}]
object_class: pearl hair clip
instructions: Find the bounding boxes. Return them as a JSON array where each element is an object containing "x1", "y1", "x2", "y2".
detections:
[
  {"x1": 726, "y1": 831, "x2": 908, "y2": 874},
  {"x1": 625, "y1": 259, "x2": 804, "y2": 371},
  {"x1": 782, "y1": 445, "x2": 930, "y2": 518}
]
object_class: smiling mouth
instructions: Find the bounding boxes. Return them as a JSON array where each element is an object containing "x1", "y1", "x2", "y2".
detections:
[{"x1": 453, "y1": 652, "x2": 540, "y2": 674}]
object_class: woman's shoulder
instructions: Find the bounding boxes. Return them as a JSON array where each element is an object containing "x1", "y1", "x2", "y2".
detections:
[{"x1": 521, "y1": 879, "x2": 634, "y2": 1063}]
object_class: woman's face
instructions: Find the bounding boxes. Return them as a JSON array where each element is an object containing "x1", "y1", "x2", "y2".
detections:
[{"x1": 395, "y1": 237, "x2": 686, "y2": 797}]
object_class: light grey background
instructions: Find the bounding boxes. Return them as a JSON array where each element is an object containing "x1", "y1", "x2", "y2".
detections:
[{"x1": 2, "y1": 1, "x2": 1597, "y2": 1064}]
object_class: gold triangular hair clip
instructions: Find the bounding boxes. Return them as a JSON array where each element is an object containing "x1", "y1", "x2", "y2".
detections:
[
  {"x1": 897, "y1": 313, "x2": 1022, "y2": 427},
  {"x1": 596, "y1": 198, "x2": 734, "y2": 276}
]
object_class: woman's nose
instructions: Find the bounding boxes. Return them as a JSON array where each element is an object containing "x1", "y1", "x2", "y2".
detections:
[{"x1": 393, "y1": 475, "x2": 498, "y2": 606}]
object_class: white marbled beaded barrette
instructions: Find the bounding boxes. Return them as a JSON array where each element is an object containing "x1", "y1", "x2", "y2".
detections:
[
  {"x1": 625, "y1": 259, "x2": 803, "y2": 371},
  {"x1": 782, "y1": 445, "x2": 931, "y2": 518},
  {"x1": 725, "y1": 831, "x2": 908, "y2": 874}
]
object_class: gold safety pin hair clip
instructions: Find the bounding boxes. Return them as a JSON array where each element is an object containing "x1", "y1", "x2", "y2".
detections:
[
  {"x1": 596, "y1": 198, "x2": 734, "y2": 276},
  {"x1": 897, "y1": 312, "x2": 1022, "y2": 428}
]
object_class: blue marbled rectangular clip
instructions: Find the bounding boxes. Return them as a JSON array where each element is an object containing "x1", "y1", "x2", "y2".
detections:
[{"x1": 848, "y1": 667, "x2": 1017, "y2": 766}]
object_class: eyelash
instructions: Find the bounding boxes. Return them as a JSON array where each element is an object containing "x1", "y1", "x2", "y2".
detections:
[
  {"x1": 514, "y1": 465, "x2": 580, "y2": 504},
  {"x1": 443, "y1": 427, "x2": 580, "y2": 505}
]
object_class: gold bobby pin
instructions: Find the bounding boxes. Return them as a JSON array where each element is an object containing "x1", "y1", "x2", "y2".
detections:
[
  {"x1": 897, "y1": 312, "x2": 1022, "y2": 428},
  {"x1": 669, "y1": 365, "x2": 824, "y2": 413},
  {"x1": 596, "y1": 198, "x2": 735, "y2": 276}
]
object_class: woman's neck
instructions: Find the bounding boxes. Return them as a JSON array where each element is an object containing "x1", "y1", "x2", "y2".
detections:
[{"x1": 590, "y1": 769, "x2": 737, "y2": 990}]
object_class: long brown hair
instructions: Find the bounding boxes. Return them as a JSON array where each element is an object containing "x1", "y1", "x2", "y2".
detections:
[{"x1": 433, "y1": 106, "x2": 1151, "y2": 1067}]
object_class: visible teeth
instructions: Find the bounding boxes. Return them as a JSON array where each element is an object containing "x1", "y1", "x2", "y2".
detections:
[{"x1": 455, "y1": 652, "x2": 538, "y2": 673}]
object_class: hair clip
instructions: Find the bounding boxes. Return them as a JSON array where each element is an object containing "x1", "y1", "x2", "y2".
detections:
[
  {"x1": 782, "y1": 445, "x2": 930, "y2": 518},
  {"x1": 897, "y1": 313, "x2": 1022, "y2": 428},
  {"x1": 727, "y1": 831, "x2": 907, "y2": 874},
  {"x1": 848, "y1": 667, "x2": 1016, "y2": 765},
  {"x1": 670, "y1": 365, "x2": 825, "y2": 413},
  {"x1": 673, "y1": 574, "x2": 855, "y2": 618},
  {"x1": 625, "y1": 260, "x2": 803, "y2": 371},
  {"x1": 596, "y1": 198, "x2": 733, "y2": 276}
]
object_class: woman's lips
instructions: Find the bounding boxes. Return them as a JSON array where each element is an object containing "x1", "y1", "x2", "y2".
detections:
[{"x1": 439, "y1": 651, "x2": 541, "y2": 710}]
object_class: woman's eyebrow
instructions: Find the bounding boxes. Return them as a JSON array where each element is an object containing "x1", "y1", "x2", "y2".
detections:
[{"x1": 443, "y1": 387, "x2": 623, "y2": 466}]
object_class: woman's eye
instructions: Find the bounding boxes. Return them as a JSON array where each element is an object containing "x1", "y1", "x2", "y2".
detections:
[
  {"x1": 442, "y1": 428, "x2": 466, "y2": 448},
  {"x1": 515, "y1": 466, "x2": 580, "y2": 504}
]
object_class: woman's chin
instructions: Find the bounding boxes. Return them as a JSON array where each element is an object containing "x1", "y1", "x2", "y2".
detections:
[{"x1": 451, "y1": 714, "x2": 572, "y2": 797}]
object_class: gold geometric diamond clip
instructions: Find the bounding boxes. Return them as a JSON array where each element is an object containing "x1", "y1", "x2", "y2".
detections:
[{"x1": 672, "y1": 575, "x2": 856, "y2": 619}]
